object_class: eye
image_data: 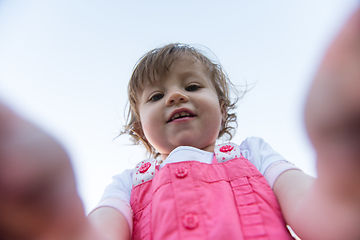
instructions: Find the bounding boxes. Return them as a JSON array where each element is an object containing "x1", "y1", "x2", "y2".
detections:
[
  {"x1": 186, "y1": 84, "x2": 201, "y2": 92},
  {"x1": 148, "y1": 92, "x2": 164, "y2": 102}
]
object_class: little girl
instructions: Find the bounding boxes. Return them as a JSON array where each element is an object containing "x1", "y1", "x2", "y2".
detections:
[
  {"x1": 88, "y1": 43, "x2": 305, "y2": 240},
  {"x1": 87, "y1": 5, "x2": 360, "y2": 236}
]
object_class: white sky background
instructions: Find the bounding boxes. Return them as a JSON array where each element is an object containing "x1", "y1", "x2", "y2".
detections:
[{"x1": 0, "y1": 0, "x2": 358, "y2": 213}]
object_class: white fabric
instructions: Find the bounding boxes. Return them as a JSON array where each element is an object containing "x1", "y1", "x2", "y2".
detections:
[
  {"x1": 264, "y1": 160, "x2": 301, "y2": 188},
  {"x1": 92, "y1": 137, "x2": 300, "y2": 233},
  {"x1": 159, "y1": 145, "x2": 214, "y2": 169}
]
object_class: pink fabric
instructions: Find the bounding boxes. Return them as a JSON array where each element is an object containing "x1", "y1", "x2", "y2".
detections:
[{"x1": 130, "y1": 155, "x2": 294, "y2": 240}]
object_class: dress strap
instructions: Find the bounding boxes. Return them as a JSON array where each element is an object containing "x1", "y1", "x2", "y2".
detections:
[
  {"x1": 132, "y1": 159, "x2": 157, "y2": 187},
  {"x1": 214, "y1": 142, "x2": 241, "y2": 163}
]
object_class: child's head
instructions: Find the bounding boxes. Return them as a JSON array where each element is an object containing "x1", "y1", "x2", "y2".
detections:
[{"x1": 122, "y1": 43, "x2": 238, "y2": 158}]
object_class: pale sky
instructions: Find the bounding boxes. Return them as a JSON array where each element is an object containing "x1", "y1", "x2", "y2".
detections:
[{"x1": 0, "y1": 0, "x2": 358, "y2": 213}]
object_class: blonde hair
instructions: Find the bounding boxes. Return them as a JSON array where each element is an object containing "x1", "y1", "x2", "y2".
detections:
[{"x1": 121, "y1": 43, "x2": 239, "y2": 158}]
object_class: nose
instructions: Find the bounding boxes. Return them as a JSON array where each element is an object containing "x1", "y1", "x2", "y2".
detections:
[{"x1": 165, "y1": 91, "x2": 189, "y2": 106}]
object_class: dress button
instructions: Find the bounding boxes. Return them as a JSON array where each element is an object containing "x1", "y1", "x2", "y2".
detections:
[
  {"x1": 219, "y1": 145, "x2": 234, "y2": 153},
  {"x1": 175, "y1": 167, "x2": 188, "y2": 178},
  {"x1": 139, "y1": 162, "x2": 151, "y2": 173},
  {"x1": 182, "y1": 213, "x2": 199, "y2": 229}
]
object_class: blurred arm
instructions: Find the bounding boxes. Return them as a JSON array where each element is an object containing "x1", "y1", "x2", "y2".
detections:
[{"x1": 274, "y1": 6, "x2": 360, "y2": 240}]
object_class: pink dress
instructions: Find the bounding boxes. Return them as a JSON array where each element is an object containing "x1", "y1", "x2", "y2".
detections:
[{"x1": 130, "y1": 143, "x2": 294, "y2": 240}]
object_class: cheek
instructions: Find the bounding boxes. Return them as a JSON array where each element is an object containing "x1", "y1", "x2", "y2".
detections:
[
  {"x1": 209, "y1": 95, "x2": 223, "y2": 121},
  {"x1": 213, "y1": 102, "x2": 224, "y2": 132},
  {"x1": 139, "y1": 111, "x2": 151, "y2": 136},
  {"x1": 139, "y1": 109, "x2": 161, "y2": 141},
  {"x1": 202, "y1": 98, "x2": 223, "y2": 129}
]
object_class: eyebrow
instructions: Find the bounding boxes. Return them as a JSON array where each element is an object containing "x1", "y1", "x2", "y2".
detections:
[{"x1": 178, "y1": 70, "x2": 203, "y2": 78}]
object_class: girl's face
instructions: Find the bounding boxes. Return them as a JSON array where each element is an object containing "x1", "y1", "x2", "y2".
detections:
[{"x1": 138, "y1": 57, "x2": 224, "y2": 160}]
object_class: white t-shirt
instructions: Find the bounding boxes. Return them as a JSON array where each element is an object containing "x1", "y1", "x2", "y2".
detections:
[{"x1": 91, "y1": 137, "x2": 300, "y2": 233}]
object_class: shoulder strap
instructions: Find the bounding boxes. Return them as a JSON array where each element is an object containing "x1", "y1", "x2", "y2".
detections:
[
  {"x1": 214, "y1": 142, "x2": 241, "y2": 163},
  {"x1": 132, "y1": 159, "x2": 157, "y2": 187}
]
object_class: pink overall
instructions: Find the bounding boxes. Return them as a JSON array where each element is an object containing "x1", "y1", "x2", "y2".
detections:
[{"x1": 130, "y1": 151, "x2": 293, "y2": 240}]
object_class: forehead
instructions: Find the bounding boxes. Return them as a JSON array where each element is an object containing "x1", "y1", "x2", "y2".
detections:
[{"x1": 139, "y1": 55, "x2": 212, "y2": 89}]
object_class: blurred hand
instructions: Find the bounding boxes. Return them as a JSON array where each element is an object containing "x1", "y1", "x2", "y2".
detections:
[
  {"x1": 305, "y1": 6, "x2": 360, "y2": 180},
  {"x1": 300, "y1": 6, "x2": 360, "y2": 239},
  {"x1": 305, "y1": 6, "x2": 360, "y2": 155},
  {"x1": 0, "y1": 103, "x2": 95, "y2": 240}
]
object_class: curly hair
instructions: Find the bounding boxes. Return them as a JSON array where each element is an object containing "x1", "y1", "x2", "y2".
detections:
[{"x1": 121, "y1": 43, "x2": 239, "y2": 158}]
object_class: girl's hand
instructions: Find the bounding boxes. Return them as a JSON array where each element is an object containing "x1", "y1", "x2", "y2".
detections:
[
  {"x1": 282, "y1": 6, "x2": 360, "y2": 240},
  {"x1": 305, "y1": 6, "x2": 360, "y2": 164},
  {"x1": 0, "y1": 103, "x2": 99, "y2": 240},
  {"x1": 305, "y1": 6, "x2": 360, "y2": 196}
]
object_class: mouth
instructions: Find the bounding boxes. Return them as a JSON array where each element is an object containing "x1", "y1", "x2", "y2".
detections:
[{"x1": 167, "y1": 109, "x2": 196, "y2": 123}]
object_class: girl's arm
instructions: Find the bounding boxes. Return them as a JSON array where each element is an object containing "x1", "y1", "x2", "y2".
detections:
[
  {"x1": 88, "y1": 207, "x2": 131, "y2": 240},
  {"x1": 274, "y1": 6, "x2": 360, "y2": 240},
  {"x1": 0, "y1": 103, "x2": 105, "y2": 240}
]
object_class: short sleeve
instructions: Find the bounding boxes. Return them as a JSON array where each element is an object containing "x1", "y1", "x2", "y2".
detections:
[
  {"x1": 99, "y1": 169, "x2": 133, "y2": 204},
  {"x1": 240, "y1": 137, "x2": 301, "y2": 188},
  {"x1": 90, "y1": 168, "x2": 134, "y2": 233}
]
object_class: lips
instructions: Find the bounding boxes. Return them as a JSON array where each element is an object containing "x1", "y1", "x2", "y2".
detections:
[{"x1": 167, "y1": 108, "x2": 196, "y2": 123}]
